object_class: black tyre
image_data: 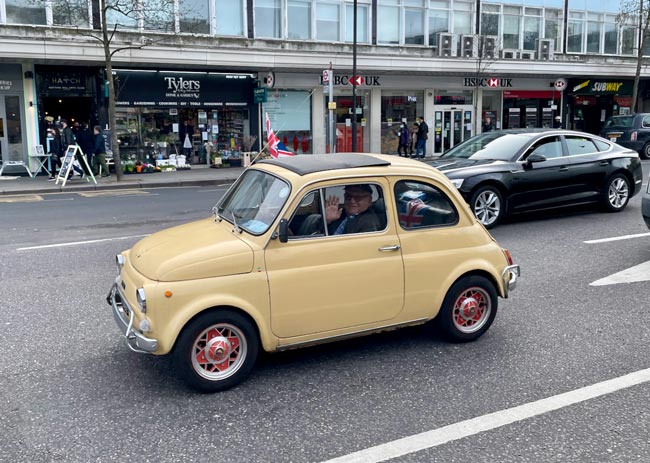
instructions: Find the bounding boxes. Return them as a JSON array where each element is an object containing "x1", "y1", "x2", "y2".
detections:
[
  {"x1": 174, "y1": 310, "x2": 259, "y2": 392},
  {"x1": 435, "y1": 275, "x2": 498, "y2": 343},
  {"x1": 641, "y1": 143, "x2": 650, "y2": 160},
  {"x1": 602, "y1": 173, "x2": 631, "y2": 212},
  {"x1": 470, "y1": 185, "x2": 504, "y2": 229}
]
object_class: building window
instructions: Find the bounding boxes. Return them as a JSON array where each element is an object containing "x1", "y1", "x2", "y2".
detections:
[
  {"x1": 106, "y1": 6, "x2": 139, "y2": 30},
  {"x1": 523, "y1": 9, "x2": 540, "y2": 51},
  {"x1": 255, "y1": 0, "x2": 282, "y2": 38},
  {"x1": 5, "y1": 0, "x2": 47, "y2": 25},
  {"x1": 480, "y1": 4, "x2": 499, "y2": 37},
  {"x1": 586, "y1": 13, "x2": 602, "y2": 53},
  {"x1": 603, "y1": 16, "x2": 617, "y2": 54},
  {"x1": 345, "y1": 3, "x2": 369, "y2": 43},
  {"x1": 452, "y1": 0, "x2": 473, "y2": 35},
  {"x1": 567, "y1": 12, "x2": 585, "y2": 53},
  {"x1": 544, "y1": 9, "x2": 562, "y2": 53},
  {"x1": 52, "y1": 0, "x2": 90, "y2": 28},
  {"x1": 179, "y1": 0, "x2": 210, "y2": 34},
  {"x1": 216, "y1": 0, "x2": 244, "y2": 36},
  {"x1": 288, "y1": 0, "x2": 312, "y2": 39},
  {"x1": 503, "y1": 6, "x2": 521, "y2": 50},
  {"x1": 316, "y1": 2, "x2": 340, "y2": 41},
  {"x1": 621, "y1": 26, "x2": 636, "y2": 55},
  {"x1": 142, "y1": 0, "x2": 175, "y2": 32},
  {"x1": 429, "y1": 8, "x2": 449, "y2": 46},
  {"x1": 405, "y1": 7, "x2": 425, "y2": 45},
  {"x1": 377, "y1": 1, "x2": 400, "y2": 44}
]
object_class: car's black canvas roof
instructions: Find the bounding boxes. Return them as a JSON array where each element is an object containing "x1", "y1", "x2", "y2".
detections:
[{"x1": 257, "y1": 153, "x2": 391, "y2": 176}]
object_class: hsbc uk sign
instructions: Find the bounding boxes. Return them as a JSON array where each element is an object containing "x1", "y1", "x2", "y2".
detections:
[
  {"x1": 463, "y1": 77, "x2": 513, "y2": 88},
  {"x1": 318, "y1": 75, "x2": 381, "y2": 86}
]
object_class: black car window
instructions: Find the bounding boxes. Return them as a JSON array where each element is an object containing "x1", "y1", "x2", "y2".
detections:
[
  {"x1": 603, "y1": 116, "x2": 634, "y2": 128},
  {"x1": 288, "y1": 190, "x2": 325, "y2": 239},
  {"x1": 526, "y1": 136, "x2": 563, "y2": 159},
  {"x1": 440, "y1": 132, "x2": 533, "y2": 161},
  {"x1": 593, "y1": 139, "x2": 611, "y2": 151},
  {"x1": 394, "y1": 180, "x2": 458, "y2": 229},
  {"x1": 642, "y1": 116, "x2": 650, "y2": 128},
  {"x1": 565, "y1": 136, "x2": 598, "y2": 156}
]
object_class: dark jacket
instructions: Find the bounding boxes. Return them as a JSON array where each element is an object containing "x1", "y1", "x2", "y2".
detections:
[
  {"x1": 398, "y1": 124, "x2": 409, "y2": 145},
  {"x1": 76, "y1": 127, "x2": 94, "y2": 155},
  {"x1": 61, "y1": 126, "x2": 75, "y2": 149},
  {"x1": 417, "y1": 121, "x2": 428, "y2": 140},
  {"x1": 327, "y1": 208, "x2": 382, "y2": 235},
  {"x1": 49, "y1": 129, "x2": 62, "y2": 157},
  {"x1": 93, "y1": 132, "x2": 107, "y2": 155}
]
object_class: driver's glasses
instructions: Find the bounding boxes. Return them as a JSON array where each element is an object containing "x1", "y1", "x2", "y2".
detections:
[{"x1": 344, "y1": 193, "x2": 371, "y2": 202}]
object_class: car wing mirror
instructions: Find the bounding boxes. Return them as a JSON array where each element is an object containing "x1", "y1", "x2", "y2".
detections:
[
  {"x1": 278, "y1": 218, "x2": 289, "y2": 243},
  {"x1": 526, "y1": 153, "x2": 547, "y2": 165}
]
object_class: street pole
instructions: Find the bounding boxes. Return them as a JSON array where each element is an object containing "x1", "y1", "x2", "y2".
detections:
[
  {"x1": 329, "y1": 63, "x2": 335, "y2": 153},
  {"x1": 351, "y1": 0, "x2": 358, "y2": 152}
]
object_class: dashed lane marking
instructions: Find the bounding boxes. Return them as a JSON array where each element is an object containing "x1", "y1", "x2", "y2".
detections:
[
  {"x1": 584, "y1": 232, "x2": 650, "y2": 244},
  {"x1": 590, "y1": 260, "x2": 650, "y2": 286},
  {"x1": 16, "y1": 234, "x2": 150, "y2": 251},
  {"x1": 77, "y1": 190, "x2": 153, "y2": 197},
  {"x1": 321, "y1": 367, "x2": 650, "y2": 463},
  {"x1": 0, "y1": 194, "x2": 43, "y2": 203}
]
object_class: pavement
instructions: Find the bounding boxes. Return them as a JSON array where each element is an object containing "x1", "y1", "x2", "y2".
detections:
[{"x1": 0, "y1": 164, "x2": 245, "y2": 196}]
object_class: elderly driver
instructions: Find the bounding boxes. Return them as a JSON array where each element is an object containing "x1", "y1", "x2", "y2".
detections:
[{"x1": 325, "y1": 184, "x2": 382, "y2": 235}]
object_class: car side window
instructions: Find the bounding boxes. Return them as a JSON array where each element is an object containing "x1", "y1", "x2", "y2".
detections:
[
  {"x1": 642, "y1": 116, "x2": 650, "y2": 128},
  {"x1": 289, "y1": 183, "x2": 387, "y2": 238},
  {"x1": 565, "y1": 136, "x2": 598, "y2": 156},
  {"x1": 394, "y1": 180, "x2": 458, "y2": 229},
  {"x1": 527, "y1": 136, "x2": 563, "y2": 159},
  {"x1": 593, "y1": 139, "x2": 611, "y2": 151}
]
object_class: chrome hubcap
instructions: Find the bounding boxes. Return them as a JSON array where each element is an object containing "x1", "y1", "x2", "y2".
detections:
[
  {"x1": 474, "y1": 191, "x2": 501, "y2": 226},
  {"x1": 608, "y1": 178, "x2": 629, "y2": 209}
]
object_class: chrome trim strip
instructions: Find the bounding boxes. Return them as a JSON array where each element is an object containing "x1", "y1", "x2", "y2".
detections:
[
  {"x1": 275, "y1": 318, "x2": 430, "y2": 352},
  {"x1": 108, "y1": 282, "x2": 158, "y2": 353}
]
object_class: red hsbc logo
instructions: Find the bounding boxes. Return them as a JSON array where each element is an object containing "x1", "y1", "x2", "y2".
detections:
[
  {"x1": 349, "y1": 75, "x2": 364, "y2": 86},
  {"x1": 488, "y1": 78, "x2": 499, "y2": 87}
]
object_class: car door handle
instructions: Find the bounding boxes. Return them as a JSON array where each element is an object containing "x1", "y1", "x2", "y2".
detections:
[
  {"x1": 559, "y1": 166, "x2": 569, "y2": 172},
  {"x1": 599, "y1": 161, "x2": 610, "y2": 166},
  {"x1": 378, "y1": 245, "x2": 401, "y2": 252}
]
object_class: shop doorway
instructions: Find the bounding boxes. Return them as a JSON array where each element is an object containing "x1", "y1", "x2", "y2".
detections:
[
  {"x1": 0, "y1": 95, "x2": 25, "y2": 166},
  {"x1": 42, "y1": 96, "x2": 94, "y2": 125},
  {"x1": 433, "y1": 105, "x2": 473, "y2": 154}
]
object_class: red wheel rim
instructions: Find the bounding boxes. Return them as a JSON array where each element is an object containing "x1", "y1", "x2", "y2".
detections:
[
  {"x1": 452, "y1": 287, "x2": 491, "y2": 334},
  {"x1": 191, "y1": 323, "x2": 248, "y2": 381}
]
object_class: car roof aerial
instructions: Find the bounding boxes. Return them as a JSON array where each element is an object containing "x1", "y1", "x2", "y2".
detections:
[{"x1": 257, "y1": 153, "x2": 391, "y2": 176}]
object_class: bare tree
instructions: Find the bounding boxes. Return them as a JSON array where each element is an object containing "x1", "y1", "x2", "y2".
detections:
[
  {"x1": 467, "y1": 35, "x2": 500, "y2": 133},
  {"x1": 619, "y1": 0, "x2": 650, "y2": 113}
]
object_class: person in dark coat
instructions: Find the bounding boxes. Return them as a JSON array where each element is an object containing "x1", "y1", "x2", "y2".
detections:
[
  {"x1": 47, "y1": 125, "x2": 62, "y2": 180},
  {"x1": 92, "y1": 125, "x2": 110, "y2": 177},
  {"x1": 415, "y1": 116, "x2": 428, "y2": 158},
  {"x1": 76, "y1": 122, "x2": 95, "y2": 174},
  {"x1": 397, "y1": 122, "x2": 410, "y2": 157},
  {"x1": 553, "y1": 116, "x2": 564, "y2": 129}
]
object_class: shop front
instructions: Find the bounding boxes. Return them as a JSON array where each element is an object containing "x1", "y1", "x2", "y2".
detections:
[
  {"x1": 0, "y1": 65, "x2": 27, "y2": 171},
  {"x1": 114, "y1": 71, "x2": 257, "y2": 164},
  {"x1": 567, "y1": 78, "x2": 634, "y2": 135}
]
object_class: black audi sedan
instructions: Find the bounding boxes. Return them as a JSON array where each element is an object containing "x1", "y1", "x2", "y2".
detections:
[{"x1": 427, "y1": 129, "x2": 643, "y2": 228}]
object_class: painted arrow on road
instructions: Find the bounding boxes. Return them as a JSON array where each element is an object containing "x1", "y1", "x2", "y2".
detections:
[{"x1": 590, "y1": 260, "x2": 650, "y2": 286}]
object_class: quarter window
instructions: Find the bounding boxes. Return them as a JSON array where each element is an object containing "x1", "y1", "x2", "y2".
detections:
[
  {"x1": 642, "y1": 116, "x2": 650, "y2": 128},
  {"x1": 593, "y1": 139, "x2": 611, "y2": 151},
  {"x1": 565, "y1": 136, "x2": 598, "y2": 155},
  {"x1": 394, "y1": 180, "x2": 458, "y2": 229}
]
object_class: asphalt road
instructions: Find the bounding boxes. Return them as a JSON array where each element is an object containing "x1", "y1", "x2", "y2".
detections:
[{"x1": 1, "y1": 166, "x2": 649, "y2": 463}]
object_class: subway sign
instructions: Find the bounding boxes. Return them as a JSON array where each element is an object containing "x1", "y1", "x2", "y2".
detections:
[{"x1": 571, "y1": 79, "x2": 632, "y2": 95}]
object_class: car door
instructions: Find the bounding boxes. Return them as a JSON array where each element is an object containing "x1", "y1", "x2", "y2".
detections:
[
  {"x1": 562, "y1": 134, "x2": 610, "y2": 203},
  {"x1": 264, "y1": 178, "x2": 404, "y2": 339},
  {"x1": 507, "y1": 135, "x2": 573, "y2": 212}
]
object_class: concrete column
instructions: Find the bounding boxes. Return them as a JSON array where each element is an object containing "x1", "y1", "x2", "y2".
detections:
[
  {"x1": 312, "y1": 86, "x2": 325, "y2": 154},
  {"x1": 424, "y1": 88, "x2": 435, "y2": 157},
  {"x1": 370, "y1": 87, "x2": 381, "y2": 153},
  {"x1": 22, "y1": 64, "x2": 38, "y2": 170}
]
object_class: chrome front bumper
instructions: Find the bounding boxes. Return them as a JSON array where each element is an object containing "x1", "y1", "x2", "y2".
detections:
[
  {"x1": 502, "y1": 264, "x2": 520, "y2": 297},
  {"x1": 107, "y1": 281, "x2": 158, "y2": 353}
]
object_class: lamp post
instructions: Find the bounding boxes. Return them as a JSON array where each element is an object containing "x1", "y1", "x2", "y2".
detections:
[{"x1": 351, "y1": 0, "x2": 358, "y2": 152}]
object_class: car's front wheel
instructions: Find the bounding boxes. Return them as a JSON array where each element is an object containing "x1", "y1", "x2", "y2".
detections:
[
  {"x1": 470, "y1": 185, "x2": 504, "y2": 229},
  {"x1": 435, "y1": 275, "x2": 498, "y2": 342},
  {"x1": 603, "y1": 173, "x2": 631, "y2": 212},
  {"x1": 174, "y1": 309, "x2": 259, "y2": 392}
]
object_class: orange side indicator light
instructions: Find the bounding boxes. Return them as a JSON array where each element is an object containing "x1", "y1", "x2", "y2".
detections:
[{"x1": 164, "y1": 290, "x2": 173, "y2": 298}]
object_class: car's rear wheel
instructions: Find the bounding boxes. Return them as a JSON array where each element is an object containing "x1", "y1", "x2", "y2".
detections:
[
  {"x1": 173, "y1": 310, "x2": 259, "y2": 392},
  {"x1": 435, "y1": 275, "x2": 498, "y2": 342},
  {"x1": 641, "y1": 143, "x2": 650, "y2": 160},
  {"x1": 603, "y1": 173, "x2": 631, "y2": 212},
  {"x1": 470, "y1": 185, "x2": 504, "y2": 229}
]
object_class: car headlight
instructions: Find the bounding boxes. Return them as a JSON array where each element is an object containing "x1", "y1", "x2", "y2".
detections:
[
  {"x1": 450, "y1": 178, "x2": 465, "y2": 189},
  {"x1": 136, "y1": 287, "x2": 147, "y2": 313},
  {"x1": 116, "y1": 254, "x2": 125, "y2": 273}
]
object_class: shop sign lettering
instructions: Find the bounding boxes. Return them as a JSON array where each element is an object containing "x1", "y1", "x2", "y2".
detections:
[
  {"x1": 318, "y1": 75, "x2": 381, "y2": 86},
  {"x1": 592, "y1": 81, "x2": 623, "y2": 92},
  {"x1": 463, "y1": 77, "x2": 513, "y2": 88},
  {"x1": 164, "y1": 77, "x2": 201, "y2": 98},
  {"x1": 0, "y1": 79, "x2": 13, "y2": 91}
]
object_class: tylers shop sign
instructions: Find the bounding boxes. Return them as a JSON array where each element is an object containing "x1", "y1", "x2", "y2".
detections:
[{"x1": 115, "y1": 71, "x2": 254, "y2": 107}]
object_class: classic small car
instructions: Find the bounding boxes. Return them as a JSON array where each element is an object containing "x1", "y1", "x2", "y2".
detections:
[
  {"x1": 107, "y1": 154, "x2": 520, "y2": 392},
  {"x1": 600, "y1": 113, "x2": 650, "y2": 159}
]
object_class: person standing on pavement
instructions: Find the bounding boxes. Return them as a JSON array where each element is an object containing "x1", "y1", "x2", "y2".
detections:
[
  {"x1": 92, "y1": 125, "x2": 110, "y2": 177},
  {"x1": 415, "y1": 116, "x2": 428, "y2": 159},
  {"x1": 47, "y1": 125, "x2": 62, "y2": 181},
  {"x1": 76, "y1": 122, "x2": 94, "y2": 175},
  {"x1": 397, "y1": 122, "x2": 410, "y2": 157}
]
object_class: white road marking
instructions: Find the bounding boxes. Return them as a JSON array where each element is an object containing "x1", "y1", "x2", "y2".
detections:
[
  {"x1": 590, "y1": 260, "x2": 650, "y2": 286},
  {"x1": 17, "y1": 234, "x2": 150, "y2": 251},
  {"x1": 322, "y1": 368, "x2": 650, "y2": 463},
  {"x1": 584, "y1": 232, "x2": 650, "y2": 244},
  {"x1": 78, "y1": 190, "x2": 153, "y2": 197},
  {"x1": 202, "y1": 188, "x2": 229, "y2": 192}
]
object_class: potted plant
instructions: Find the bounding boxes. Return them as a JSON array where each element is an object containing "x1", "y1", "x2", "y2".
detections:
[{"x1": 135, "y1": 160, "x2": 143, "y2": 173}]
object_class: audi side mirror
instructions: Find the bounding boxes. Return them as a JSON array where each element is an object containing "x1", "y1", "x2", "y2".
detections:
[{"x1": 526, "y1": 153, "x2": 547, "y2": 165}]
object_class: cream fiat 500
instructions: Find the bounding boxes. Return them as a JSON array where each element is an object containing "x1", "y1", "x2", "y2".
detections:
[{"x1": 107, "y1": 154, "x2": 519, "y2": 392}]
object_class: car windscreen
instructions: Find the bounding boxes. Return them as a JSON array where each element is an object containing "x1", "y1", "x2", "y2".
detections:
[
  {"x1": 603, "y1": 116, "x2": 634, "y2": 128},
  {"x1": 440, "y1": 132, "x2": 533, "y2": 161},
  {"x1": 216, "y1": 169, "x2": 290, "y2": 235}
]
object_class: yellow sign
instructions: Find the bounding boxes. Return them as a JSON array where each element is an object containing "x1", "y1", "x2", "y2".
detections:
[{"x1": 328, "y1": 102, "x2": 337, "y2": 110}]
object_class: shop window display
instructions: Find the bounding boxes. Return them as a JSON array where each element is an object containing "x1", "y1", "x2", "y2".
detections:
[
  {"x1": 264, "y1": 90, "x2": 312, "y2": 155},
  {"x1": 380, "y1": 92, "x2": 424, "y2": 155}
]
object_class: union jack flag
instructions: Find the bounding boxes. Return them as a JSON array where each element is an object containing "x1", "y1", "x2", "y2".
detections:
[
  {"x1": 265, "y1": 113, "x2": 295, "y2": 158},
  {"x1": 398, "y1": 199, "x2": 427, "y2": 228}
]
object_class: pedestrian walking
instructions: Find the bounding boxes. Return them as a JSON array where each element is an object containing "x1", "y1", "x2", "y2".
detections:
[
  {"x1": 397, "y1": 122, "x2": 410, "y2": 157},
  {"x1": 47, "y1": 125, "x2": 62, "y2": 181},
  {"x1": 76, "y1": 122, "x2": 95, "y2": 174},
  {"x1": 409, "y1": 123, "x2": 418, "y2": 157},
  {"x1": 92, "y1": 125, "x2": 110, "y2": 177},
  {"x1": 415, "y1": 116, "x2": 428, "y2": 158}
]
